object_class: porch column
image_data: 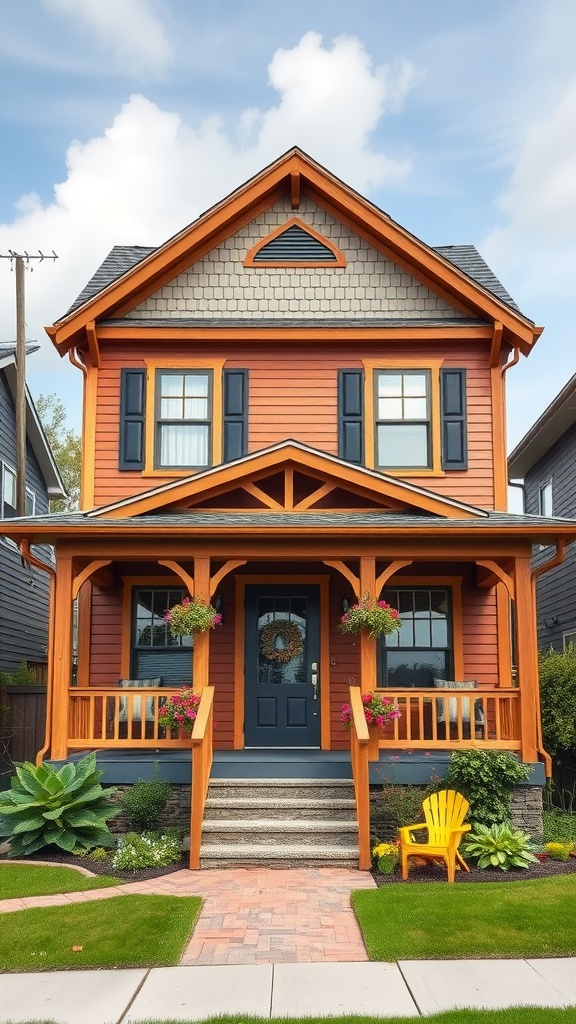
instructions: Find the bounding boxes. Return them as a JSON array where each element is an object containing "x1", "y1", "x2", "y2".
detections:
[
  {"x1": 51, "y1": 555, "x2": 74, "y2": 759},
  {"x1": 513, "y1": 556, "x2": 539, "y2": 763},
  {"x1": 193, "y1": 556, "x2": 211, "y2": 692},
  {"x1": 359, "y1": 556, "x2": 377, "y2": 694}
]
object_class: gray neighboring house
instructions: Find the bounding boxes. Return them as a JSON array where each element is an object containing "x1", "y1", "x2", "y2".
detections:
[
  {"x1": 508, "y1": 373, "x2": 576, "y2": 652},
  {"x1": 0, "y1": 344, "x2": 66, "y2": 673}
]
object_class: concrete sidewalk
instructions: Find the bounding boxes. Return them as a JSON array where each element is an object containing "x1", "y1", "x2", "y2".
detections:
[{"x1": 2, "y1": 958, "x2": 576, "y2": 1023}]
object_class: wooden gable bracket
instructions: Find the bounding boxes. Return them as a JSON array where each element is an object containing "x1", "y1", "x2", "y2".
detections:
[
  {"x1": 158, "y1": 560, "x2": 195, "y2": 596},
  {"x1": 72, "y1": 559, "x2": 112, "y2": 600},
  {"x1": 375, "y1": 560, "x2": 414, "y2": 592},
  {"x1": 291, "y1": 170, "x2": 300, "y2": 209},
  {"x1": 85, "y1": 321, "x2": 100, "y2": 369},
  {"x1": 489, "y1": 321, "x2": 504, "y2": 369},
  {"x1": 475, "y1": 559, "x2": 515, "y2": 601},
  {"x1": 157, "y1": 558, "x2": 248, "y2": 598},
  {"x1": 323, "y1": 560, "x2": 360, "y2": 596}
]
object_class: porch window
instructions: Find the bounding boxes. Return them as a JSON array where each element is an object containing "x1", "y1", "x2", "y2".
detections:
[
  {"x1": 378, "y1": 587, "x2": 452, "y2": 687},
  {"x1": 539, "y1": 479, "x2": 553, "y2": 517},
  {"x1": 1, "y1": 462, "x2": 17, "y2": 518},
  {"x1": 375, "y1": 371, "x2": 431, "y2": 469},
  {"x1": 132, "y1": 587, "x2": 193, "y2": 685},
  {"x1": 155, "y1": 370, "x2": 212, "y2": 469}
]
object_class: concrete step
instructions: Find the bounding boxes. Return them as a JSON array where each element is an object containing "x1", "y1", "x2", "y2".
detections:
[
  {"x1": 203, "y1": 797, "x2": 357, "y2": 821},
  {"x1": 206, "y1": 778, "x2": 355, "y2": 802},
  {"x1": 202, "y1": 818, "x2": 358, "y2": 847},
  {"x1": 200, "y1": 843, "x2": 360, "y2": 869}
]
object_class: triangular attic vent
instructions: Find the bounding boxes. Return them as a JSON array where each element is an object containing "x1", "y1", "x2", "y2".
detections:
[{"x1": 245, "y1": 218, "x2": 345, "y2": 267}]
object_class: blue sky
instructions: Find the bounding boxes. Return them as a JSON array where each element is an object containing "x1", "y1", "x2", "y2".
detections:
[{"x1": 1, "y1": 0, "x2": 575, "y2": 470}]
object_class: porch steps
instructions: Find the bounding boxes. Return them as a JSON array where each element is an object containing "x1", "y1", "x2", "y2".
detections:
[{"x1": 200, "y1": 778, "x2": 359, "y2": 868}]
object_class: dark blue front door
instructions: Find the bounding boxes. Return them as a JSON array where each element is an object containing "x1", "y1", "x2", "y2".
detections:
[{"x1": 244, "y1": 585, "x2": 320, "y2": 747}]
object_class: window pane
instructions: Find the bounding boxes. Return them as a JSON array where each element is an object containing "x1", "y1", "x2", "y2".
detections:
[
  {"x1": 161, "y1": 374, "x2": 184, "y2": 397},
  {"x1": 378, "y1": 424, "x2": 429, "y2": 467},
  {"x1": 432, "y1": 618, "x2": 448, "y2": 647},
  {"x1": 3, "y1": 467, "x2": 16, "y2": 506},
  {"x1": 184, "y1": 397, "x2": 208, "y2": 419},
  {"x1": 160, "y1": 424, "x2": 209, "y2": 466},
  {"x1": 403, "y1": 397, "x2": 427, "y2": 419},
  {"x1": 160, "y1": 398, "x2": 184, "y2": 419},
  {"x1": 378, "y1": 374, "x2": 402, "y2": 397},
  {"x1": 25, "y1": 491, "x2": 35, "y2": 515},
  {"x1": 184, "y1": 374, "x2": 209, "y2": 397},
  {"x1": 414, "y1": 618, "x2": 431, "y2": 647},
  {"x1": 378, "y1": 397, "x2": 403, "y2": 420},
  {"x1": 414, "y1": 591, "x2": 430, "y2": 614},
  {"x1": 385, "y1": 650, "x2": 448, "y2": 687},
  {"x1": 404, "y1": 374, "x2": 427, "y2": 396}
]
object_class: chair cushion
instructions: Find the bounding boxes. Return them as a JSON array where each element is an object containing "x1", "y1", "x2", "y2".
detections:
[
  {"x1": 117, "y1": 678, "x2": 162, "y2": 722},
  {"x1": 433, "y1": 679, "x2": 478, "y2": 723}
]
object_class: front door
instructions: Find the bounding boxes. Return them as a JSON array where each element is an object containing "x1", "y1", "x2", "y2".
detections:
[{"x1": 244, "y1": 584, "x2": 320, "y2": 747}]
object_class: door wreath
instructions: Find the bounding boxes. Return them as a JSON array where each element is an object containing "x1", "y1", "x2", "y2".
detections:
[{"x1": 260, "y1": 620, "x2": 303, "y2": 664}]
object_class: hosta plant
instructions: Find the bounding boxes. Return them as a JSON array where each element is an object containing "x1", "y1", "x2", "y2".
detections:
[
  {"x1": 463, "y1": 822, "x2": 538, "y2": 871},
  {"x1": 0, "y1": 752, "x2": 119, "y2": 857}
]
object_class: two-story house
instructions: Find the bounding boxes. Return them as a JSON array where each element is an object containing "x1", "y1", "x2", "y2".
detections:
[
  {"x1": 4, "y1": 149, "x2": 575, "y2": 867},
  {"x1": 508, "y1": 373, "x2": 576, "y2": 651},
  {"x1": 0, "y1": 343, "x2": 65, "y2": 674}
]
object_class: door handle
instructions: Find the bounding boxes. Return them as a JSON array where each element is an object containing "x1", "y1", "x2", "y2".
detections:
[{"x1": 311, "y1": 661, "x2": 318, "y2": 700}]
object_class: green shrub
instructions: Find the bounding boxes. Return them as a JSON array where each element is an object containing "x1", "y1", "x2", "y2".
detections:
[
  {"x1": 112, "y1": 830, "x2": 182, "y2": 870},
  {"x1": 463, "y1": 822, "x2": 538, "y2": 870},
  {"x1": 539, "y1": 645, "x2": 576, "y2": 755},
  {"x1": 0, "y1": 752, "x2": 118, "y2": 856},
  {"x1": 543, "y1": 808, "x2": 576, "y2": 844},
  {"x1": 88, "y1": 846, "x2": 111, "y2": 862},
  {"x1": 446, "y1": 749, "x2": 532, "y2": 826},
  {"x1": 0, "y1": 661, "x2": 38, "y2": 686},
  {"x1": 119, "y1": 763, "x2": 171, "y2": 831},
  {"x1": 545, "y1": 841, "x2": 572, "y2": 861},
  {"x1": 373, "y1": 778, "x2": 440, "y2": 840}
]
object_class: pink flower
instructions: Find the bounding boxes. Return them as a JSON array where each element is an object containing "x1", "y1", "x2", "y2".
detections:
[
  {"x1": 390, "y1": 609, "x2": 399, "y2": 619},
  {"x1": 213, "y1": 614, "x2": 222, "y2": 625},
  {"x1": 164, "y1": 612, "x2": 172, "y2": 622}
]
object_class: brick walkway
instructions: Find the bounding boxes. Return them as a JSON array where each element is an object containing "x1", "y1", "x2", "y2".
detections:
[{"x1": 0, "y1": 866, "x2": 375, "y2": 965}]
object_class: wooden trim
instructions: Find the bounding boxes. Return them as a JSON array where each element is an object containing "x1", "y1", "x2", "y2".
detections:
[
  {"x1": 295, "y1": 482, "x2": 336, "y2": 511},
  {"x1": 322, "y1": 560, "x2": 359, "y2": 595},
  {"x1": 72, "y1": 559, "x2": 112, "y2": 601},
  {"x1": 85, "y1": 321, "x2": 100, "y2": 369},
  {"x1": 157, "y1": 560, "x2": 195, "y2": 596},
  {"x1": 490, "y1": 321, "x2": 504, "y2": 369},
  {"x1": 234, "y1": 574, "x2": 331, "y2": 750},
  {"x1": 192, "y1": 557, "x2": 211, "y2": 690},
  {"x1": 359, "y1": 556, "x2": 377, "y2": 694},
  {"x1": 490, "y1": 365, "x2": 507, "y2": 510},
  {"x1": 51, "y1": 556, "x2": 73, "y2": 759},
  {"x1": 82, "y1": 365, "x2": 97, "y2": 509},
  {"x1": 95, "y1": 323, "x2": 496, "y2": 344},
  {"x1": 375, "y1": 560, "x2": 414, "y2": 592},
  {"x1": 76, "y1": 581, "x2": 92, "y2": 688},
  {"x1": 514, "y1": 556, "x2": 539, "y2": 761},
  {"x1": 496, "y1": 582, "x2": 512, "y2": 688},
  {"x1": 242, "y1": 481, "x2": 284, "y2": 510},
  {"x1": 476, "y1": 559, "x2": 515, "y2": 600},
  {"x1": 244, "y1": 216, "x2": 346, "y2": 267},
  {"x1": 284, "y1": 467, "x2": 294, "y2": 510},
  {"x1": 363, "y1": 357, "x2": 443, "y2": 473},
  {"x1": 209, "y1": 559, "x2": 246, "y2": 595},
  {"x1": 291, "y1": 171, "x2": 300, "y2": 210},
  {"x1": 143, "y1": 357, "x2": 225, "y2": 475}
]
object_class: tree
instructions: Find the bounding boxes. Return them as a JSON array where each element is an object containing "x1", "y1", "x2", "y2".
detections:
[
  {"x1": 539, "y1": 645, "x2": 576, "y2": 757},
  {"x1": 36, "y1": 393, "x2": 81, "y2": 512}
]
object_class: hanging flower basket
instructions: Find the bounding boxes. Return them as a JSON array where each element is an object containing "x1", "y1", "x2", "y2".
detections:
[
  {"x1": 340, "y1": 691, "x2": 401, "y2": 729},
  {"x1": 158, "y1": 688, "x2": 201, "y2": 734},
  {"x1": 340, "y1": 594, "x2": 401, "y2": 639},
  {"x1": 164, "y1": 596, "x2": 222, "y2": 637},
  {"x1": 260, "y1": 620, "x2": 303, "y2": 664}
]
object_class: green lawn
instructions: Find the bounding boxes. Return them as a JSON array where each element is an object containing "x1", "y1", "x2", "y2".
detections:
[
  {"x1": 143, "y1": 1013, "x2": 576, "y2": 1024},
  {"x1": 0, "y1": 894, "x2": 201, "y2": 971},
  {"x1": 352, "y1": 874, "x2": 576, "y2": 960},
  {"x1": 0, "y1": 863, "x2": 122, "y2": 898}
]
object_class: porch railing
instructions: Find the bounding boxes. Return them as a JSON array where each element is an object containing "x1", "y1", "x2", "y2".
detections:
[
  {"x1": 349, "y1": 686, "x2": 372, "y2": 870},
  {"x1": 189, "y1": 686, "x2": 215, "y2": 870},
  {"x1": 375, "y1": 688, "x2": 521, "y2": 751},
  {"x1": 67, "y1": 687, "x2": 193, "y2": 749}
]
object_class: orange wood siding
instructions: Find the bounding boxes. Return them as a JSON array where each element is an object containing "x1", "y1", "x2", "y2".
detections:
[
  {"x1": 92, "y1": 340, "x2": 495, "y2": 509},
  {"x1": 89, "y1": 586, "x2": 123, "y2": 686},
  {"x1": 461, "y1": 586, "x2": 499, "y2": 686}
]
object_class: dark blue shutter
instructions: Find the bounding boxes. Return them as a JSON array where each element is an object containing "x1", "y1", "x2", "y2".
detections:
[
  {"x1": 338, "y1": 370, "x2": 364, "y2": 464},
  {"x1": 441, "y1": 368, "x2": 467, "y2": 470},
  {"x1": 223, "y1": 369, "x2": 248, "y2": 462},
  {"x1": 119, "y1": 369, "x2": 146, "y2": 470}
]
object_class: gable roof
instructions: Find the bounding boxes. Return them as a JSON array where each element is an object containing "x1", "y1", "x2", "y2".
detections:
[
  {"x1": 0, "y1": 346, "x2": 66, "y2": 498},
  {"x1": 508, "y1": 374, "x2": 576, "y2": 479},
  {"x1": 47, "y1": 147, "x2": 540, "y2": 356},
  {"x1": 86, "y1": 439, "x2": 487, "y2": 521}
]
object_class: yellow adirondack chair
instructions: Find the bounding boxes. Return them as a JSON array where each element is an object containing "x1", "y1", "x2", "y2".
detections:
[{"x1": 399, "y1": 790, "x2": 471, "y2": 882}]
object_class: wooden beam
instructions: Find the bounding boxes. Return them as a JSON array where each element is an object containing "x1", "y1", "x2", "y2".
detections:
[
  {"x1": 72, "y1": 559, "x2": 112, "y2": 601},
  {"x1": 209, "y1": 559, "x2": 247, "y2": 595},
  {"x1": 158, "y1": 560, "x2": 195, "y2": 596},
  {"x1": 375, "y1": 560, "x2": 413, "y2": 593},
  {"x1": 51, "y1": 556, "x2": 73, "y2": 759},
  {"x1": 242, "y1": 481, "x2": 284, "y2": 510},
  {"x1": 475, "y1": 559, "x2": 515, "y2": 601},
  {"x1": 322, "y1": 560, "x2": 359, "y2": 594},
  {"x1": 291, "y1": 170, "x2": 301, "y2": 209},
  {"x1": 193, "y1": 557, "x2": 211, "y2": 692},
  {"x1": 359, "y1": 556, "x2": 377, "y2": 695},
  {"x1": 85, "y1": 321, "x2": 100, "y2": 369},
  {"x1": 489, "y1": 321, "x2": 504, "y2": 368},
  {"x1": 294, "y1": 482, "x2": 336, "y2": 511},
  {"x1": 514, "y1": 556, "x2": 539, "y2": 762},
  {"x1": 284, "y1": 468, "x2": 294, "y2": 510}
]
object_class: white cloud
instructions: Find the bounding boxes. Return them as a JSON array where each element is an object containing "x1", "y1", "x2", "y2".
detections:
[
  {"x1": 482, "y1": 80, "x2": 576, "y2": 298},
  {"x1": 0, "y1": 31, "x2": 417, "y2": 419},
  {"x1": 42, "y1": 0, "x2": 173, "y2": 77}
]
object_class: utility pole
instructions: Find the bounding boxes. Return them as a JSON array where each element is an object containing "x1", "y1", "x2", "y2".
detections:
[{"x1": 0, "y1": 250, "x2": 58, "y2": 515}]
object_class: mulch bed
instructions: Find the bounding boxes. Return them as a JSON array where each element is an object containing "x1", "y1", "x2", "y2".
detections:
[
  {"x1": 4, "y1": 847, "x2": 189, "y2": 882},
  {"x1": 371, "y1": 855, "x2": 576, "y2": 884}
]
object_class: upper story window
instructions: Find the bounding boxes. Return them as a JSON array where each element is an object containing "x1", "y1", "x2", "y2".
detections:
[
  {"x1": 376, "y1": 370, "x2": 431, "y2": 469},
  {"x1": 155, "y1": 370, "x2": 212, "y2": 470},
  {"x1": 1, "y1": 462, "x2": 17, "y2": 518},
  {"x1": 539, "y1": 479, "x2": 553, "y2": 517},
  {"x1": 26, "y1": 488, "x2": 36, "y2": 516}
]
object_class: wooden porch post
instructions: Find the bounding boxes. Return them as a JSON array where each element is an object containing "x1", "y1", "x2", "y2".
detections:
[
  {"x1": 193, "y1": 556, "x2": 211, "y2": 692},
  {"x1": 359, "y1": 556, "x2": 377, "y2": 695},
  {"x1": 51, "y1": 555, "x2": 74, "y2": 759},
  {"x1": 514, "y1": 556, "x2": 539, "y2": 763}
]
